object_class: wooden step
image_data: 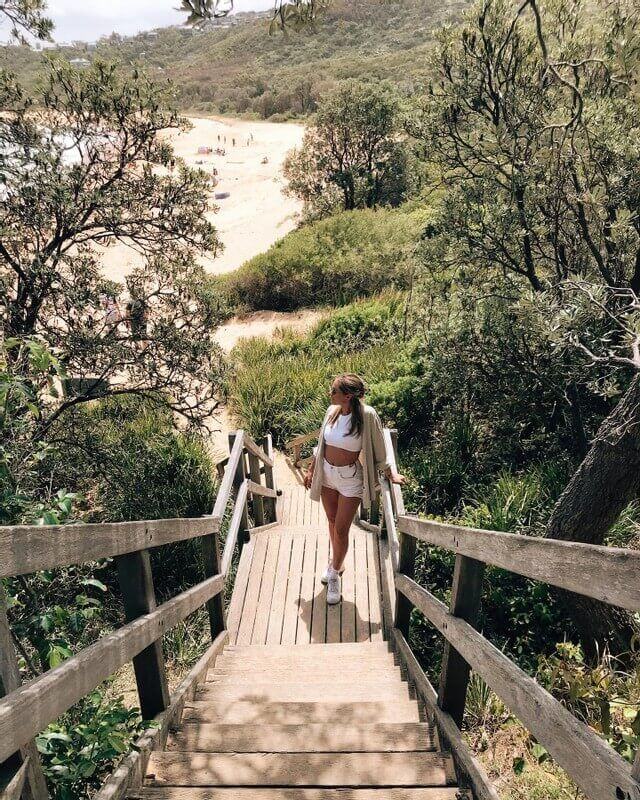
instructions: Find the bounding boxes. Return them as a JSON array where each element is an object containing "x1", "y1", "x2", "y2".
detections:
[
  {"x1": 132, "y1": 788, "x2": 467, "y2": 799},
  {"x1": 214, "y1": 655, "x2": 396, "y2": 672},
  {"x1": 223, "y1": 643, "x2": 390, "y2": 654},
  {"x1": 197, "y1": 682, "x2": 410, "y2": 704},
  {"x1": 145, "y1": 752, "x2": 456, "y2": 787},
  {"x1": 207, "y1": 667, "x2": 403, "y2": 684},
  {"x1": 167, "y1": 722, "x2": 436, "y2": 753},
  {"x1": 182, "y1": 700, "x2": 421, "y2": 725}
]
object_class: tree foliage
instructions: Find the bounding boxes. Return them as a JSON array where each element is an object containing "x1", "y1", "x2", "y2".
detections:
[
  {"x1": 284, "y1": 81, "x2": 415, "y2": 217},
  {"x1": 0, "y1": 59, "x2": 225, "y2": 435}
]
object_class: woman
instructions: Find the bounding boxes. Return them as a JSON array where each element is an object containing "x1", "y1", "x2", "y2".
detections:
[{"x1": 303, "y1": 374, "x2": 405, "y2": 605}]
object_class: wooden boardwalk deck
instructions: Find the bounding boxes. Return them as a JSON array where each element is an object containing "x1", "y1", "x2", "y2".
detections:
[{"x1": 131, "y1": 483, "x2": 463, "y2": 800}]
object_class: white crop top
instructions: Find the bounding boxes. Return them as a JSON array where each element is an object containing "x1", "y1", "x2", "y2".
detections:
[{"x1": 323, "y1": 413, "x2": 362, "y2": 452}]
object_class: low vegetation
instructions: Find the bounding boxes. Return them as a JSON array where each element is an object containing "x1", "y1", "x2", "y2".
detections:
[
  {"x1": 214, "y1": 206, "x2": 427, "y2": 312},
  {"x1": 2, "y1": 0, "x2": 468, "y2": 118}
]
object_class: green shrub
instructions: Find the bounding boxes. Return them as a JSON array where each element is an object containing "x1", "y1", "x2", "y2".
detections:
[
  {"x1": 214, "y1": 206, "x2": 427, "y2": 312},
  {"x1": 37, "y1": 690, "x2": 151, "y2": 800},
  {"x1": 227, "y1": 295, "x2": 406, "y2": 445}
]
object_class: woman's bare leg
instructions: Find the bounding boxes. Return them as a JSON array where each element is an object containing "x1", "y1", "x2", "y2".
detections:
[
  {"x1": 321, "y1": 486, "x2": 340, "y2": 563},
  {"x1": 331, "y1": 494, "x2": 361, "y2": 571}
]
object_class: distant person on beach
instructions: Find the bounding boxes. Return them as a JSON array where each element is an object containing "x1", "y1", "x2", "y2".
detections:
[
  {"x1": 125, "y1": 283, "x2": 149, "y2": 351},
  {"x1": 232, "y1": 137, "x2": 236, "y2": 147}
]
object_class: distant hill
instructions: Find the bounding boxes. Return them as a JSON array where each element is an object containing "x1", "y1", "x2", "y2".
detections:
[{"x1": 1, "y1": 0, "x2": 469, "y2": 119}]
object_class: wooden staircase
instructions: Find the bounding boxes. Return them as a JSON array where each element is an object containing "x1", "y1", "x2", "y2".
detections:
[{"x1": 138, "y1": 641, "x2": 462, "y2": 799}]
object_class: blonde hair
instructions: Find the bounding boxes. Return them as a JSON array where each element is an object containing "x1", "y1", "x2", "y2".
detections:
[{"x1": 329, "y1": 373, "x2": 365, "y2": 436}]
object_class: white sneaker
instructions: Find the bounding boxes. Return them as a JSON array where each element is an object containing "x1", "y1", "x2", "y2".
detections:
[
  {"x1": 321, "y1": 563, "x2": 344, "y2": 584},
  {"x1": 327, "y1": 570, "x2": 342, "y2": 605}
]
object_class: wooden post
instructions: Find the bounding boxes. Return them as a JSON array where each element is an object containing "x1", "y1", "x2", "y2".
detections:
[
  {"x1": 437, "y1": 554, "x2": 485, "y2": 728},
  {"x1": 394, "y1": 531, "x2": 417, "y2": 638},
  {"x1": 369, "y1": 495, "x2": 380, "y2": 527},
  {"x1": 0, "y1": 586, "x2": 49, "y2": 800},
  {"x1": 200, "y1": 523, "x2": 226, "y2": 641},
  {"x1": 229, "y1": 432, "x2": 250, "y2": 544},
  {"x1": 115, "y1": 551, "x2": 170, "y2": 720},
  {"x1": 261, "y1": 434, "x2": 277, "y2": 523},
  {"x1": 247, "y1": 452, "x2": 265, "y2": 527}
]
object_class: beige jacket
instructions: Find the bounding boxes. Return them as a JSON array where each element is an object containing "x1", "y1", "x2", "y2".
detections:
[{"x1": 309, "y1": 404, "x2": 392, "y2": 510}]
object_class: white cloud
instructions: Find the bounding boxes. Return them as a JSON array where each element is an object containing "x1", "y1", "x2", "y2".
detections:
[{"x1": 34, "y1": 0, "x2": 274, "y2": 42}]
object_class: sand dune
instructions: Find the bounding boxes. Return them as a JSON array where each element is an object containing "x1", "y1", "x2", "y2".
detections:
[{"x1": 100, "y1": 115, "x2": 304, "y2": 282}]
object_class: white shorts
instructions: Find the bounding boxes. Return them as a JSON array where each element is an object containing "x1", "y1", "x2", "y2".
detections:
[{"x1": 322, "y1": 459, "x2": 364, "y2": 499}]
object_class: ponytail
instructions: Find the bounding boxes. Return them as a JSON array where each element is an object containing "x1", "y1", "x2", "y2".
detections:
[{"x1": 328, "y1": 373, "x2": 365, "y2": 436}]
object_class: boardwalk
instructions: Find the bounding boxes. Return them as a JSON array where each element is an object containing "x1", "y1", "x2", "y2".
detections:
[{"x1": 133, "y1": 482, "x2": 462, "y2": 799}]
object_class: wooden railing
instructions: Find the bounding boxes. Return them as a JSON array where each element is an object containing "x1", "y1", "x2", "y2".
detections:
[
  {"x1": 376, "y1": 435, "x2": 640, "y2": 800},
  {"x1": 0, "y1": 430, "x2": 277, "y2": 800}
]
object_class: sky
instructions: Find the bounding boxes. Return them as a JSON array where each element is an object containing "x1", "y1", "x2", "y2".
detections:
[{"x1": 34, "y1": 0, "x2": 274, "y2": 43}]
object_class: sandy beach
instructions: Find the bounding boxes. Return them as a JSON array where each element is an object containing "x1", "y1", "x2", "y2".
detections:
[{"x1": 100, "y1": 116, "x2": 304, "y2": 282}]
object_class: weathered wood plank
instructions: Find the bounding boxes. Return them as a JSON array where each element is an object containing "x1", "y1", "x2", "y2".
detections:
[
  {"x1": 397, "y1": 515, "x2": 640, "y2": 611},
  {"x1": 212, "y1": 432, "x2": 245, "y2": 522},
  {"x1": 367, "y1": 533, "x2": 383, "y2": 641},
  {"x1": 247, "y1": 481, "x2": 278, "y2": 499},
  {"x1": 297, "y1": 532, "x2": 317, "y2": 645},
  {"x1": 392, "y1": 629, "x2": 499, "y2": 800},
  {"x1": 265, "y1": 533, "x2": 292, "y2": 645},
  {"x1": 310, "y1": 533, "x2": 329, "y2": 643},
  {"x1": 0, "y1": 517, "x2": 219, "y2": 578},
  {"x1": 0, "y1": 756, "x2": 29, "y2": 800},
  {"x1": 260, "y1": 435, "x2": 277, "y2": 523},
  {"x1": 145, "y1": 751, "x2": 453, "y2": 787},
  {"x1": 116, "y1": 551, "x2": 170, "y2": 719},
  {"x1": 207, "y1": 665, "x2": 402, "y2": 683},
  {"x1": 220, "y1": 481, "x2": 249, "y2": 579},
  {"x1": 340, "y1": 537, "x2": 356, "y2": 643},
  {"x1": 394, "y1": 532, "x2": 417, "y2": 638},
  {"x1": 226, "y1": 537, "x2": 255, "y2": 644},
  {"x1": 354, "y1": 534, "x2": 370, "y2": 643},
  {"x1": 251, "y1": 535, "x2": 280, "y2": 645},
  {"x1": 281, "y1": 536, "x2": 305, "y2": 645},
  {"x1": 396, "y1": 574, "x2": 640, "y2": 800},
  {"x1": 247, "y1": 453, "x2": 265, "y2": 527},
  {"x1": 437, "y1": 555, "x2": 485, "y2": 728},
  {"x1": 197, "y1": 681, "x2": 411, "y2": 703},
  {"x1": 0, "y1": 574, "x2": 223, "y2": 763},
  {"x1": 132, "y1": 787, "x2": 464, "y2": 799},
  {"x1": 235, "y1": 535, "x2": 269, "y2": 646},
  {"x1": 94, "y1": 631, "x2": 227, "y2": 800},
  {"x1": 0, "y1": 588, "x2": 49, "y2": 800},
  {"x1": 182, "y1": 699, "x2": 421, "y2": 725},
  {"x1": 167, "y1": 722, "x2": 435, "y2": 753},
  {"x1": 285, "y1": 430, "x2": 321, "y2": 450},
  {"x1": 241, "y1": 434, "x2": 274, "y2": 468}
]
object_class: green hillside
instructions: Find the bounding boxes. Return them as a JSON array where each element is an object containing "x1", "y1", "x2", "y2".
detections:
[{"x1": 1, "y1": 0, "x2": 467, "y2": 118}]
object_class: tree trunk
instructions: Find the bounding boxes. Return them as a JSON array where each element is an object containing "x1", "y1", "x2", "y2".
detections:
[{"x1": 546, "y1": 374, "x2": 640, "y2": 656}]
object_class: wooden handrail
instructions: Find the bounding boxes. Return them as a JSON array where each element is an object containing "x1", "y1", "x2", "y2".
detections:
[
  {"x1": 220, "y1": 480, "x2": 249, "y2": 579},
  {"x1": 247, "y1": 480, "x2": 278, "y2": 498},
  {"x1": 0, "y1": 426, "x2": 278, "y2": 798},
  {"x1": 211, "y1": 431, "x2": 246, "y2": 522},
  {"x1": 397, "y1": 515, "x2": 640, "y2": 611},
  {"x1": 395, "y1": 573, "x2": 640, "y2": 800},
  {"x1": 284, "y1": 429, "x2": 321, "y2": 449},
  {"x1": 0, "y1": 516, "x2": 219, "y2": 578},
  {"x1": 242, "y1": 432, "x2": 274, "y2": 467},
  {"x1": 0, "y1": 572, "x2": 224, "y2": 763}
]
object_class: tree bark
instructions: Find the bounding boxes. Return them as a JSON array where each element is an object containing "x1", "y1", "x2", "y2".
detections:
[{"x1": 546, "y1": 374, "x2": 640, "y2": 656}]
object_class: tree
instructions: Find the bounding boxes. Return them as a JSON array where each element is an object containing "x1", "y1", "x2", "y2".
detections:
[
  {"x1": 0, "y1": 0, "x2": 53, "y2": 41},
  {"x1": 418, "y1": 0, "x2": 640, "y2": 652},
  {"x1": 0, "y1": 58, "x2": 225, "y2": 436},
  {"x1": 284, "y1": 81, "x2": 412, "y2": 218}
]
